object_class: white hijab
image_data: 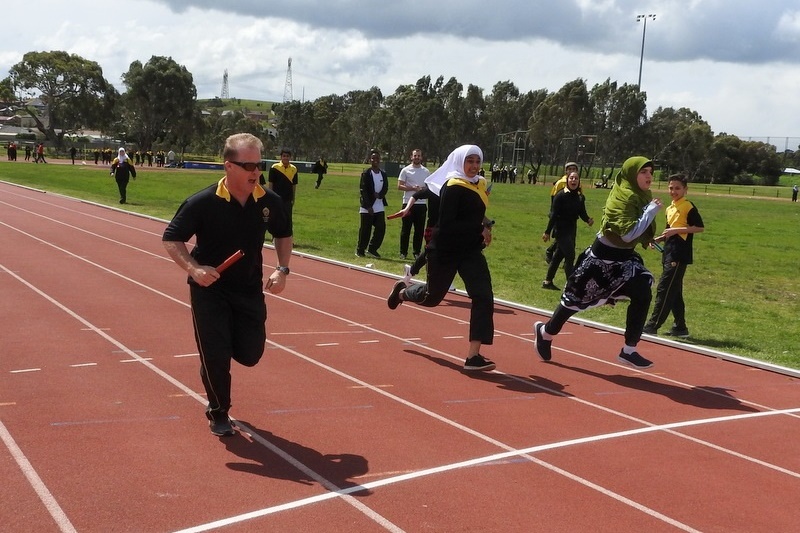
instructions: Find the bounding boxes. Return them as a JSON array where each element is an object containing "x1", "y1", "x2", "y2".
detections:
[
  {"x1": 118, "y1": 147, "x2": 129, "y2": 164},
  {"x1": 424, "y1": 144, "x2": 483, "y2": 196}
]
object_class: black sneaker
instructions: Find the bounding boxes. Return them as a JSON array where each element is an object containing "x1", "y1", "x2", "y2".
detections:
[
  {"x1": 387, "y1": 280, "x2": 405, "y2": 309},
  {"x1": 355, "y1": 250, "x2": 366, "y2": 257},
  {"x1": 617, "y1": 350, "x2": 653, "y2": 369},
  {"x1": 366, "y1": 250, "x2": 381, "y2": 258},
  {"x1": 642, "y1": 325, "x2": 657, "y2": 335},
  {"x1": 463, "y1": 354, "x2": 496, "y2": 371},
  {"x1": 541, "y1": 281, "x2": 560, "y2": 291},
  {"x1": 208, "y1": 415, "x2": 236, "y2": 436},
  {"x1": 667, "y1": 327, "x2": 690, "y2": 338},
  {"x1": 534, "y1": 321, "x2": 552, "y2": 361}
]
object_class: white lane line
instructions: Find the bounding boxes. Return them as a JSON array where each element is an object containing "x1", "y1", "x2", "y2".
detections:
[
  {"x1": 270, "y1": 331, "x2": 364, "y2": 336},
  {"x1": 10, "y1": 368, "x2": 41, "y2": 374},
  {"x1": 315, "y1": 342, "x2": 339, "y2": 347},
  {"x1": 0, "y1": 420, "x2": 77, "y2": 533},
  {"x1": 69, "y1": 363, "x2": 98, "y2": 368},
  {"x1": 179, "y1": 406, "x2": 800, "y2": 533},
  {"x1": 0, "y1": 199, "x2": 169, "y2": 261}
]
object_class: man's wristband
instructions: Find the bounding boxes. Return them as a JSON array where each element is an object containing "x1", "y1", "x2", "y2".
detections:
[{"x1": 275, "y1": 266, "x2": 290, "y2": 275}]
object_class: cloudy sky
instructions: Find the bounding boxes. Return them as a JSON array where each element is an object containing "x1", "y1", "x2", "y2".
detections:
[{"x1": 2, "y1": 0, "x2": 800, "y2": 145}]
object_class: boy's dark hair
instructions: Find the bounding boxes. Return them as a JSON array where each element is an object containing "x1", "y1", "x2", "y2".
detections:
[
  {"x1": 280, "y1": 148, "x2": 292, "y2": 156},
  {"x1": 668, "y1": 173, "x2": 688, "y2": 186}
]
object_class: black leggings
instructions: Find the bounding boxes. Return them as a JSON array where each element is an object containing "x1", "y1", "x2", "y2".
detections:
[
  {"x1": 403, "y1": 249, "x2": 494, "y2": 344},
  {"x1": 545, "y1": 272, "x2": 652, "y2": 347}
]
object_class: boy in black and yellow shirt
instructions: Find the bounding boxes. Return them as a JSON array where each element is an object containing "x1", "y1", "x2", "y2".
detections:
[
  {"x1": 265, "y1": 148, "x2": 298, "y2": 231},
  {"x1": 643, "y1": 174, "x2": 704, "y2": 337}
]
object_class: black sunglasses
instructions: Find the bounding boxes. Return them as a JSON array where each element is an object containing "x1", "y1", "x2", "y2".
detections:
[{"x1": 229, "y1": 161, "x2": 261, "y2": 171}]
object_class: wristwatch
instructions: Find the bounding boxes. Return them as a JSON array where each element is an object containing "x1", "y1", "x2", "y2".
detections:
[
  {"x1": 275, "y1": 266, "x2": 290, "y2": 275},
  {"x1": 483, "y1": 219, "x2": 495, "y2": 229}
]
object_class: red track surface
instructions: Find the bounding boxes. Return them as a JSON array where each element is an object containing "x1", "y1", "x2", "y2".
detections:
[{"x1": 2, "y1": 181, "x2": 799, "y2": 532}]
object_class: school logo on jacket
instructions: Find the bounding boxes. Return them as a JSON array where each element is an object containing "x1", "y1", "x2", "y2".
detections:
[{"x1": 262, "y1": 207, "x2": 270, "y2": 223}]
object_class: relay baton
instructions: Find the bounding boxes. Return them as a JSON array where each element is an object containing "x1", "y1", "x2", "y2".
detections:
[
  {"x1": 386, "y1": 211, "x2": 404, "y2": 220},
  {"x1": 653, "y1": 242, "x2": 664, "y2": 253},
  {"x1": 216, "y1": 250, "x2": 244, "y2": 273}
]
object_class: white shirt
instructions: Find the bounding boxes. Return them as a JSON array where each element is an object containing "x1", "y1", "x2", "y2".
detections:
[
  {"x1": 359, "y1": 170, "x2": 386, "y2": 213},
  {"x1": 398, "y1": 164, "x2": 430, "y2": 205}
]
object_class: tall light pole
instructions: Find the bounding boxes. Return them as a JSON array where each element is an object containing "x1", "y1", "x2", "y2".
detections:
[{"x1": 636, "y1": 14, "x2": 656, "y2": 89}]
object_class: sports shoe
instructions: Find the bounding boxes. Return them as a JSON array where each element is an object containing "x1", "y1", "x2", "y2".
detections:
[
  {"x1": 541, "y1": 281, "x2": 560, "y2": 291},
  {"x1": 463, "y1": 354, "x2": 496, "y2": 371},
  {"x1": 667, "y1": 327, "x2": 690, "y2": 338},
  {"x1": 402, "y1": 264, "x2": 413, "y2": 285},
  {"x1": 207, "y1": 414, "x2": 236, "y2": 436},
  {"x1": 366, "y1": 250, "x2": 381, "y2": 258},
  {"x1": 387, "y1": 280, "x2": 405, "y2": 309},
  {"x1": 399, "y1": 253, "x2": 407, "y2": 260},
  {"x1": 534, "y1": 321, "x2": 552, "y2": 361},
  {"x1": 642, "y1": 325, "x2": 657, "y2": 335},
  {"x1": 617, "y1": 350, "x2": 654, "y2": 369},
  {"x1": 355, "y1": 250, "x2": 366, "y2": 257}
]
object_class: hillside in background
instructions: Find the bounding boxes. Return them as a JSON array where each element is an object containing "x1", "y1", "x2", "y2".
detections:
[{"x1": 198, "y1": 97, "x2": 276, "y2": 113}]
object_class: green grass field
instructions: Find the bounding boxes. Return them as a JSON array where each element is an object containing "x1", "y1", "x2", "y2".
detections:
[{"x1": 2, "y1": 159, "x2": 799, "y2": 369}]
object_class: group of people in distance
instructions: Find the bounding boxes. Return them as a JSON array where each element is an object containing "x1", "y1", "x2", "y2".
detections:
[{"x1": 158, "y1": 132, "x2": 703, "y2": 437}]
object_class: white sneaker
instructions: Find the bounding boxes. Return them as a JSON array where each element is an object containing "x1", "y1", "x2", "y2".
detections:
[
  {"x1": 449, "y1": 283, "x2": 456, "y2": 291},
  {"x1": 402, "y1": 264, "x2": 412, "y2": 285}
]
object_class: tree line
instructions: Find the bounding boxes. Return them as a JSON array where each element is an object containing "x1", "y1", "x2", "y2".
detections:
[{"x1": 2, "y1": 50, "x2": 796, "y2": 184}]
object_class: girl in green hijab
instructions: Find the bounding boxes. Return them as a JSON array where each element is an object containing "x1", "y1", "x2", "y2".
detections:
[{"x1": 534, "y1": 156, "x2": 663, "y2": 369}]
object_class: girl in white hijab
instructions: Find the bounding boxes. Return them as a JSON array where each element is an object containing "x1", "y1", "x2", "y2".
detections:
[
  {"x1": 425, "y1": 144, "x2": 484, "y2": 196},
  {"x1": 117, "y1": 147, "x2": 129, "y2": 164},
  {"x1": 387, "y1": 144, "x2": 497, "y2": 372}
]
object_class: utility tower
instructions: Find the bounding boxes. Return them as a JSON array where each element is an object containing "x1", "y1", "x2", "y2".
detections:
[
  {"x1": 220, "y1": 69, "x2": 229, "y2": 100},
  {"x1": 283, "y1": 58, "x2": 293, "y2": 103}
]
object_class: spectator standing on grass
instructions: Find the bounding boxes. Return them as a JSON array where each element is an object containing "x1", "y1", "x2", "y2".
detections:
[
  {"x1": 534, "y1": 156, "x2": 663, "y2": 370},
  {"x1": 356, "y1": 149, "x2": 388, "y2": 258},
  {"x1": 25, "y1": 144, "x2": 32, "y2": 161},
  {"x1": 793, "y1": 184, "x2": 798, "y2": 202},
  {"x1": 162, "y1": 133, "x2": 293, "y2": 437},
  {"x1": 643, "y1": 174, "x2": 704, "y2": 337},
  {"x1": 387, "y1": 144, "x2": 497, "y2": 372},
  {"x1": 397, "y1": 148, "x2": 430, "y2": 260},
  {"x1": 541, "y1": 171, "x2": 594, "y2": 291},
  {"x1": 70, "y1": 146, "x2": 77, "y2": 164},
  {"x1": 110, "y1": 147, "x2": 136, "y2": 204}
]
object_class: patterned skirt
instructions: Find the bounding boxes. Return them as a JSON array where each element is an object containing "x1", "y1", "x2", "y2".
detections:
[{"x1": 561, "y1": 244, "x2": 653, "y2": 311}]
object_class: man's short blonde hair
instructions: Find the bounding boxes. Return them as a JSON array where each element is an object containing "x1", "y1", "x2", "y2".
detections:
[{"x1": 223, "y1": 133, "x2": 263, "y2": 161}]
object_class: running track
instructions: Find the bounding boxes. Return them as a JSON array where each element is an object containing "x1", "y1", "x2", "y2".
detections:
[{"x1": 1, "y1": 181, "x2": 799, "y2": 533}]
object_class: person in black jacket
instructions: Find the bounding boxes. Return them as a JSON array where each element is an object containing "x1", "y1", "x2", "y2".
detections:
[
  {"x1": 387, "y1": 144, "x2": 496, "y2": 372},
  {"x1": 356, "y1": 150, "x2": 388, "y2": 257},
  {"x1": 110, "y1": 147, "x2": 137, "y2": 204},
  {"x1": 541, "y1": 171, "x2": 594, "y2": 290},
  {"x1": 313, "y1": 156, "x2": 328, "y2": 189}
]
